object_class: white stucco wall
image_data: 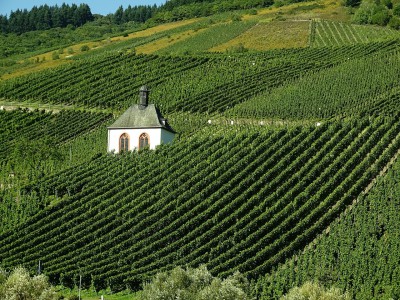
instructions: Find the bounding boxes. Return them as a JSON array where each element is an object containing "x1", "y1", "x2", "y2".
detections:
[{"x1": 108, "y1": 128, "x2": 175, "y2": 153}]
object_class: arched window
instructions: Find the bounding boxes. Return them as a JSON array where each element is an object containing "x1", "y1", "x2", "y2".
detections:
[
  {"x1": 139, "y1": 133, "x2": 149, "y2": 150},
  {"x1": 119, "y1": 133, "x2": 129, "y2": 152}
]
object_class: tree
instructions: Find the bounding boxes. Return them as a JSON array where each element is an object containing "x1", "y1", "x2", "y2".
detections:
[
  {"x1": 393, "y1": 2, "x2": 400, "y2": 15},
  {"x1": 114, "y1": 5, "x2": 124, "y2": 24},
  {"x1": 389, "y1": 15, "x2": 400, "y2": 28},
  {"x1": 35, "y1": 5, "x2": 52, "y2": 30},
  {"x1": 72, "y1": 4, "x2": 93, "y2": 27},
  {"x1": 0, "y1": 3, "x2": 94, "y2": 34},
  {"x1": 8, "y1": 9, "x2": 23, "y2": 34},
  {"x1": 352, "y1": 0, "x2": 378, "y2": 23},
  {"x1": 344, "y1": 0, "x2": 361, "y2": 7},
  {"x1": 371, "y1": 8, "x2": 390, "y2": 25},
  {"x1": 352, "y1": 0, "x2": 390, "y2": 25},
  {"x1": 0, "y1": 267, "x2": 57, "y2": 300},
  {"x1": 281, "y1": 282, "x2": 350, "y2": 300},
  {"x1": 0, "y1": 15, "x2": 8, "y2": 33},
  {"x1": 141, "y1": 265, "x2": 252, "y2": 300}
]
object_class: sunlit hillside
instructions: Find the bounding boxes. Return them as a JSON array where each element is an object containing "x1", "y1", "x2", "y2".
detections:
[{"x1": 0, "y1": 0, "x2": 399, "y2": 299}]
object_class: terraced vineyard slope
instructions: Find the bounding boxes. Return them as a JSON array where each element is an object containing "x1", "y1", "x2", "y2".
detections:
[
  {"x1": 254, "y1": 148, "x2": 400, "y2": 300},
  {"x1": 310, "y1": 20, "x2": 400, "y2": 47},
  {"x1": 0, "y1": 117, "x2": 399, "y2": 292},
  {"x1": 0, "y1": 109, "x2": 111, "y2": 161},
  {"x1": 1, "y1": 2, "x2": 400, "y2": 298},
  {"x1": 1, "y1": 39, "x2": 399, "y2": 116}
]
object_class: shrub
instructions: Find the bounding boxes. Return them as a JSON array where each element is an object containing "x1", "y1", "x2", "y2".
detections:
[
  {"x1": 0, "y1": 266, "x2": 57, "y2": 300},
  {"x1": 227, "y1": 43, "x2": 248, "y2": 53},
  {"x1": 141, "y1": 265, "x2": 252, "y2": 300},
  {"x1": 352, "y1": 0, "x2": 376, "y2": 23},
  {"x1": 248, "y1": 9, "x2": 258, "y2": 15},
  {"x1": 231, "y1": 14, "x2": 243, "y2": 22},
  {"x1": 0, "y1": 268, "x2": 7, "y2": 284},
  {"x1": 381, "y1": 0, "x2": 393, "y2": 9},
  {"x1": 393, "y1": 3, "x2": 400, "y2": 15},
  {"x1": 281, "y1": 281, "x2": 350, "y2": 300},
  {"x1": 344, "y1": 0, "x2": 361, "y2": 7},
  {"x1": 389, "y1": 15, "x2": 400, "y2": 28},
  {"x1": 371, "y1": 9, "x2": 390, "y2": 25},
  {"x1": 352, "y1": 0, "x2": 390, "y2": 25},
  {"x1": 52, "y1": 52, "x2": 60, "y2": 60},
  {"x1": 80, "y1": 45, "x2": 90, "y2": 52}
]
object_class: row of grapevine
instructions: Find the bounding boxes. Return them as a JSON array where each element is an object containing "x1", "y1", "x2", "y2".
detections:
[
  {"x1": 0, "y1": 109, "x2": 111, "y2": 161},
  {"x1": 227, "y1": 38, "x2": 398, "y2": 64},
  {"x1": 0, "y1": 109, "x2": 111, "y2": 233},
  {"x1": 1, "y1": 39, "x2": 398, "y2": 115},
  {"x1": 0, "y1": 53, "x2": 211, "y2": 110},
  {"x1": 254, "y1": 147, "x2": 400, "y2": 299},
  {"x1": 229, "y1": 51, "x2": 400, "y2": 119},
  {"x1": 311, "y1": 20, "x2": 400, "y2": 47},
  {"x1": 0, "y1": 117, "x2": 398, "y2": 292},
  {"x1": 211, "y1": 20, "x2": 310, "y2": 52},
  {"x1": 137, "y1": 39, "x2": 400, "y2": 114},
  {"x1": 73, "y1": 20, "x2": 208, "y2": 58}
]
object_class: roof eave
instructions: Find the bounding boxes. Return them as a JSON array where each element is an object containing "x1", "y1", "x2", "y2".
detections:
[{"x1": 108, "y1": 126, "x2": 176, "y2": 133}]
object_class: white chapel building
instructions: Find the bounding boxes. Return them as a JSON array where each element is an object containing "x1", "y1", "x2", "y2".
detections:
[{"x1": 107, "y1": 86, "x2": 176, "y2": 153}]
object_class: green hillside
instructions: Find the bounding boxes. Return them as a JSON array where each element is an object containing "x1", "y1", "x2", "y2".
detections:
[
  {"x1": 0, "y1": 0, "x2": 400, "y2": 298},
  {"x1": 1, "y1": 39, "x2": 399, "y2": 115},
  {"x1": 1, "y1": 117, "x2": 399, "y2": 293},
  {"x1": 255, "y1": 154, "x2": 400, "y2": 300},
  {"x1": 310, "y1": 20, "x2": 400, "y2": 47}
]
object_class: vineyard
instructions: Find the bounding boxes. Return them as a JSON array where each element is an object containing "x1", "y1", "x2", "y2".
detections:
[
  {"x1": 210, "y1": 20, "x2": 310, "y2": 51},
  {"x1": 0, "y1": 116, "x2": 399, "y2": 293},
  {"x1": 0, "y1": 109, "x2": 111, "y2": 233},
  {"x1": 155, "y1": 20, "x2": 258, "y2": 55},
  {"x1": 0, "y1": 39, "x2": 399, "y2": 116},
  {"x1": 1, "y1": 1, "x2": 400, "y2": 299},
  {"x1": 254, "y1": 152, "x2": 400, "y2": 300},
  {"x1": 229, "y1": 50, "x2": 400, "y2": 119},
  {"x1": 0, "y1": 109, "x2": 111, "y2": 160},
  {"x1": 310, "y1": 20, "x2": 400, "y2": 47}
]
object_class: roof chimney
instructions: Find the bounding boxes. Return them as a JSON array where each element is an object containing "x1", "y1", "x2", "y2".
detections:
[{"x1": 139, "y1": 85, "x2": 149, "y2": 108}]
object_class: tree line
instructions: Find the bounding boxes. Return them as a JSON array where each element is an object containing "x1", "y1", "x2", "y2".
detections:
[
  {"x1": 0, "y1": 3, "x2": 94, "y2": 34},
  {"x1": 153, "y1": 0, "x2": 273, "y2": 23},
  {"x1": 0, "y1": 0, "x2": 274, "y2": 35},
  {"x1": 113, "y1": 5, "x2": 158, "y2": 25},
  {"x1": 0, "y1": 3, "x2": 160, "y2": 34}
]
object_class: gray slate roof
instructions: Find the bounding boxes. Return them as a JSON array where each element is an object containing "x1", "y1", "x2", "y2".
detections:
[{"x1": 108, "y1": 104, "x2": 175, "y2": 133}]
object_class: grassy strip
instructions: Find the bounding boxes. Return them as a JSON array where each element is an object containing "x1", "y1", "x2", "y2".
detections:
[{"x1": 0, "y1": 98, "x2": 112, "y2": 114}]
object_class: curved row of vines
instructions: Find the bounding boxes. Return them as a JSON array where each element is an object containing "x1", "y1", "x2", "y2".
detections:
[{"x1": 0, "y1": 39, "x2": 398, "y2": 116}]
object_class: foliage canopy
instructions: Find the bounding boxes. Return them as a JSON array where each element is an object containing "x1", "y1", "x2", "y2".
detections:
[
  {"x1": 141, "y1": 265, "x2": 252, "y2": 300},
  {"x1": 0, "y1": 266, "x2": 57, "y2": 300}
]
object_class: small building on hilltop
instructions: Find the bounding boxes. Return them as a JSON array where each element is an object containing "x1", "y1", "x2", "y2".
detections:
[{"x1": 107, "y1": 86, "x2": 175, "y2": 153}]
